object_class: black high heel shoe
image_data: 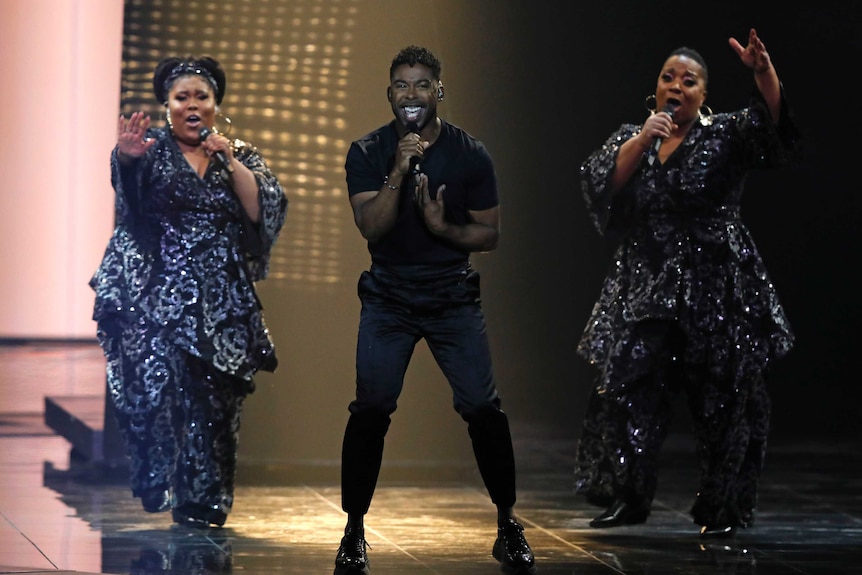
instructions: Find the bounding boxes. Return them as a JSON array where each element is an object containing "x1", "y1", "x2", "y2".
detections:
[
  {"x1": 172, "y1": 503, "x2": 227, "y2": 528},
  {"x1": 699, "y1": 524, "x2": 736, "y2": 538},
  {"x1": 589, "y1": 496, "x2": 650, "y2": 528},
  {"x1": 140, "y1": 488, "x2": 171, "y2": 513}
]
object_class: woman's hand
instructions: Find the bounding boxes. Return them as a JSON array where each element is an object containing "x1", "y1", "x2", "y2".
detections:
[
  {"x1": 729, "y1": 28, "x2": 772, "y2": 74},
  {"x1": 729, "y1": 28, "x2": 781, "y2": 121},
  {"x1": 201, "y1": 129, "x2": 235, "y2": 168},
  {"x1": 641, "y1": 108, "x2": 677, "y2": 145},
  {"x1": 117, "y1": 111, "x2": 155, "y2": 160}
]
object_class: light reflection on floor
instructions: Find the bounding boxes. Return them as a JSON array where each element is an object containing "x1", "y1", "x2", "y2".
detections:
[{"x1": 2, "y1": 342, "x2": 862, "y2": 574}]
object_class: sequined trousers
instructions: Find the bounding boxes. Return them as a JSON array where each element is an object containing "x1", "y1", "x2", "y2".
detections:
[
  {"x1": 100, "y1": 319, "x2": 249, "y2": 524},
  {"x1": 573, "y1": 322, "x2": 771, "y2": 528}
]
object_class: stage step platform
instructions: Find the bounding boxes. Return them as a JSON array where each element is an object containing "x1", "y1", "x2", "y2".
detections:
[{"x1": 44, "y1": 394, "x2": 126, "y2": 464}]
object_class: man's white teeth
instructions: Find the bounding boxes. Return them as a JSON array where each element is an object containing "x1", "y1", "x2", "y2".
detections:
[{"x1": 404, "y1": 106, "x2": 421, "y2": 115}]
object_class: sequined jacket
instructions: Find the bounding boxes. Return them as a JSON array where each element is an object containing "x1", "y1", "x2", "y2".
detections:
[
  {"x1": 578, "y1": 90, "x2": 801, "y2": 392},
  {"x1": 90, "y1": 127, "x2": 288, "y2": 379}
]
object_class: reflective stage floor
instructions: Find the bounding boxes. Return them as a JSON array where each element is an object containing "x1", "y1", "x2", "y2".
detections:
[{"x1": 1, "y1": 342, "x2": 861, "y2": 574}]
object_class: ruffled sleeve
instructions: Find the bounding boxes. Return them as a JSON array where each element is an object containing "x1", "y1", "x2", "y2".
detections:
[
  {"x1": 740, "y1": 86, "x2": 802, "y2": 169},
  {"x1": 232, "y1": 140, "x2": 288, "y2": 281},
  {"x1": 579, "y1": 124, "x2": 640, "y2": 242}
]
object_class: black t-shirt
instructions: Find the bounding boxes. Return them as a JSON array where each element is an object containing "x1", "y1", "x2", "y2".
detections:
[{"x1": 345, "y1": 119, "x2": 498, "y2": 267}]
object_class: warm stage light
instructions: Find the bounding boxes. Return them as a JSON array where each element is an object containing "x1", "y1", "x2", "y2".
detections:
[{"x1": 120, "y1": 0, "x2": 359, "y2": 293}]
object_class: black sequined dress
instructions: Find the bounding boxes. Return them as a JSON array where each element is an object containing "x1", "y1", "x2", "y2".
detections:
[
  {"x1": 89, "y1": 127, "x2": 287, "y2": 523},
  {"x1": 573, "y1": 90, "x2": 801, "y2": 528}
]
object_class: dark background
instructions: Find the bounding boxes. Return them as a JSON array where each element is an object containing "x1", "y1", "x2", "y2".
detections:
[
  {"x1": 429, "y1": 0, "x2": 860, "y2": 441},
  {"x1": 117, "y1": 0, "x2": 861, "y2": 470}
]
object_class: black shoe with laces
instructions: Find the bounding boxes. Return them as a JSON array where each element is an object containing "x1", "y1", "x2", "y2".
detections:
[
  {"x1": 334, "y1": 527, "x2": 370, "y2": 574},
  {"x1": 492, "y1": 519, "x2": 536, "y2": 574}
]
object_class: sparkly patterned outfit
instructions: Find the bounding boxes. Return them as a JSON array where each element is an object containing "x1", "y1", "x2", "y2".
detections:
[
  {"x1": 573, "y1": 89, "x2": 801, "y2": 528},
  {"x1": 90, "y1": 126, "x2": 287, "y2": 525}
]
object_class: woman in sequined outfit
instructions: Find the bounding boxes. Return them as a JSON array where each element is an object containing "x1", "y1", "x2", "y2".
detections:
[
  {"x1": 90, "y1": 56, "x2": 288, "y2": 528},
  {"x1": 573, "y1": 29, "x2": 801, "y2": 538}
]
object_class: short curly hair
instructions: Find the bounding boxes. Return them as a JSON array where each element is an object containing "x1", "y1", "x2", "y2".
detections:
[
  {"x1": 152, "y1": 55, "x2": 226, "y2": 105},
  {"x1": 668, "y1": 47, "x2": 708, "y2": 85},
  {"x1": 390, "y1": 46, "x2": 441, "y2": 80}
]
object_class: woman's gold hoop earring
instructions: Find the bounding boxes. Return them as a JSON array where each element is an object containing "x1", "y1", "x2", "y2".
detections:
[
  {"x1": 214, "y1": 112, "x2": 232, "y2": 137},
  {"x1": 164, "y1": 104, "x2": 174, "y2": 132},
  {"x1": 644, "y1": 94, "x2": 657, "y2": 113},
  {"x1": 700, "y1": 104, "x2": 713, "y2": 116}
]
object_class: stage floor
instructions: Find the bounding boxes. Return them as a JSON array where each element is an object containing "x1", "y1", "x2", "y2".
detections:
[{"x1": 1, "y1": 342, "x2": 860, "y2": 575}]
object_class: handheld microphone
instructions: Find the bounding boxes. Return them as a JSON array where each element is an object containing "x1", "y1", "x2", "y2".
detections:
[
  {"x1": 646, "y1": 103, "x2": 678, "y2": 165},
  {"x1": 199, "y1": 127, "x2": 233, "y2": 174},
  {"x1": 406, "y1": 122, "x2": 421, "y2": 175}
]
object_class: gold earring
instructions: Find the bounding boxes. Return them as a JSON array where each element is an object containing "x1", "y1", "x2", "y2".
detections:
[
  {"x1": 214, "y1": 112, "x2": 232, "y2": 137},
  {"x1": 165, "y1": 105, "x2": 174, "y2": 132},
  {"x1": 700, "y1": 104, "x2": 713, "y2": 116},
  {"x1": 644, "y1": 94, "x2": 657, "y2": 113}
]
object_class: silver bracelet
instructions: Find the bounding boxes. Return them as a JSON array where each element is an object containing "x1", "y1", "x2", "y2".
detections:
[{"x1": 383, "y1": 175, "x2": 400, "y2": 190}]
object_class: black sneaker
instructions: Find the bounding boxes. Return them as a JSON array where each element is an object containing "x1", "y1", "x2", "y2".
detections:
[
  {"x1": 492, "y1": 519, "x2": 536, "y2": 574},
  {"x1": 334, "y1": 527, "x2": 370, "y2": 574}
]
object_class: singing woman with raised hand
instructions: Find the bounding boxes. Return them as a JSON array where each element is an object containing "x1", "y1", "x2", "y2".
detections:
[
  {"x1": 573, "y1": 29, "x2": 801, "y2": 538},
  {"x1": 90, "y1": 55, "x2": 287, "y2": 528}
]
